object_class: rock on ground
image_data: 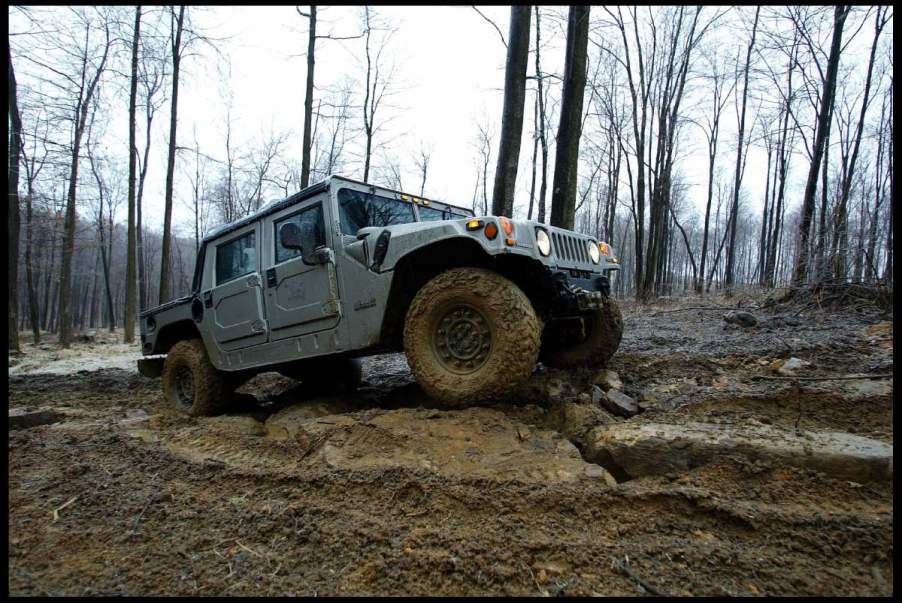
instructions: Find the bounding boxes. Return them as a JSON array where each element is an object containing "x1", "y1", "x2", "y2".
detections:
[
  {"x1": 723, "y1": 310, "x2": 758, "y2": 328},
  {"x1": 593, "y1": 369, "x2": 623, "y2": 391},
  {"x1": 264, "y1": 405, "x2": 617, "y2": 485},
  {"x1": 600, "y1": 389, "x2": 639, "y2": 417},
  {"x1": 584, "y1": 421, "x2": 893, "y2": 482}
]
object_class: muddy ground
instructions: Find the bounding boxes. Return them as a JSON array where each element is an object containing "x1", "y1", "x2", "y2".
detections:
[{"x1": 7, "y1": 294, "x2": 894, "y2": 596}]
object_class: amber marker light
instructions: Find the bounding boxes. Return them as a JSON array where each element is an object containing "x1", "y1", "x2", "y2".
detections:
[
  {"x1": 505, "y1": 238, "x2": 516, "y2": 246},
  {"x1": 599, "y1": 242, "x2": 611, "y2": 256},
  {"x1": 466, "y1": 219, "x2": 484, "y2": 231},
  {"x1": 484, "y1": 222, "x2": 499, "y2": 239},
  {"x1": 499, "y1": 217, "x2": 514, "y2": 236}
]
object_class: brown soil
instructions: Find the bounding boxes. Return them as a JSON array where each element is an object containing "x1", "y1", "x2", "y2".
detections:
[{"x1": 8, "y1": 298, "x2": 893, "y2": 596}]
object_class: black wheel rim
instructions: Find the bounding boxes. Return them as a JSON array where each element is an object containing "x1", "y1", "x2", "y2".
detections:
[
  {"x1": 173, "y1": 366, "x2": 195, "y2": 410},
  {"x1": 432, "y1": 304, "x2": 493, "y2": 374}
]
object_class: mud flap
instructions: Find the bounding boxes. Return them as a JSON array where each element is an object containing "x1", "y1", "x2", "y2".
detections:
[{"x1": 137, "y1": 357, "x2": 165, "y2": 378}]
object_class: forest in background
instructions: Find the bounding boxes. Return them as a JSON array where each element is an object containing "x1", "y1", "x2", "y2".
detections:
[{"x1": 7, "y1": 5, "x2": 894, "y2": 350}]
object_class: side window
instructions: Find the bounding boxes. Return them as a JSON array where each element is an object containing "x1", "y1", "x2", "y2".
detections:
[
  {"x1": 215, "y1": 231, "x2": 257, "y2": 285},
  {"x1": 274, "y1": 204, "x2": 326, "y2": 264},
  {"x1": 338, "y1": 188, "x2": 416, "y2": 235}
]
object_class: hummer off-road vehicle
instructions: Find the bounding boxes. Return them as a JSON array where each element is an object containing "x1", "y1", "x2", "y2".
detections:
[{"x1": 138, "y1": 175, "x2": 623, "y2": 415}]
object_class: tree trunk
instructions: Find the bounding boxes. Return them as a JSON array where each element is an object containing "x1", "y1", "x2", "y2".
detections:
[
  {"x1": 792, "y1": 5, "x2": 848, "y2": 287},
  {"x1": 535, "y1": 6, "x2": 549, "y2": 224},
  {"x1": 137, "y1": 105, "x2": 153, "y2": 311},
  {"x1": 527, "y1": 94, "x2": 539, "y2": 220},
  {"x1": 159, "y1": 5, "x2": 185, "y2": 304},
  {"x1": 724, "y1": 6, "x2": 759, "y2": 296},
  {"x1": 549, "y1": 5, "x2": 590, "y2": 230},
  {"x1": 300, "y1": 5, "x2": 316, "y2": 188},
  {"x1": 491, "y1": 5, "x2": 531, "y2": 217},
  {"x1": 8, "y1": 47, "x2": 23, "y2": 352},
  {"x1": 125, "y1": 6, "x2": 141, "y2": 342}
]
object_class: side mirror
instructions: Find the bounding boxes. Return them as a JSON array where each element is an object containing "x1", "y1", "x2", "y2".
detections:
[
  {"x1": 279, "y1": 222, "x2": 303, "y2": 250},
  {"x1": 279, "y1": 221, "x2": 323, "y2": 264}
]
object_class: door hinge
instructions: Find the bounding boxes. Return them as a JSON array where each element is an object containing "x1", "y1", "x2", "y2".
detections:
[
  {"x1": 251, "y1": 319, "x2": 267, "y2": 333},
  {"x1": 321, "y1": 300, "x2": 341, "y2": 316}
]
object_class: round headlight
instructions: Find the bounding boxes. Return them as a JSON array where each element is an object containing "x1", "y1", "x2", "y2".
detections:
[
  {"x1": 588, "y1": 240, "x2": 600, "y2": 264},
  {"x1": 536, "y1": 228, "x2": 551, "y2": 256}
]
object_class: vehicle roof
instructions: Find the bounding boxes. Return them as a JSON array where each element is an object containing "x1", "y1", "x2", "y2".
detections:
[{"x1": 202, "y1": 174, "x2": 475, "y2": 244}]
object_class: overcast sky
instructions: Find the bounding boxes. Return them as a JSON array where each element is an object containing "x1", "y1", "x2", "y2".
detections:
[{"x1": 10, "y1": 5, "x2": 890, "y2": 242}]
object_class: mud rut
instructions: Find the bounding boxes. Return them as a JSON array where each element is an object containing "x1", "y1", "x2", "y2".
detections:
[{"x1": 7, "y1": 302, "x2": 893, "y2": 596}]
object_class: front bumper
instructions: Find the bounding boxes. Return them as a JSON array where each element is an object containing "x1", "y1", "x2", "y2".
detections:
[{"x1": 544, "y1": 269, "x2": 610, "y2": 315}]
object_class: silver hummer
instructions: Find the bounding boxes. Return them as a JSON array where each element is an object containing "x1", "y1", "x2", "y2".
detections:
[{"x1": 138, "y1": 175, "x2": 623, "y2": 415}]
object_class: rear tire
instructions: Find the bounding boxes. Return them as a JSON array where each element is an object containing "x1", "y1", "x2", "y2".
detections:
[
  {"x1": 162, "y1": 339, "x2": 234, "y2": 416},
  {"x1": 403, "y1": 267, "x2": 541, "y2": 406},
  {"x1": 540, "y1": 296, "x2": 623, "y2": 368}
]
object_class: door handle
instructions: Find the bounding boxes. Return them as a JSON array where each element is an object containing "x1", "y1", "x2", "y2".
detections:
[
  {"x1": 266, "y1": 267, "x2": 277, "y2": 288},
  {"x1": 203, "y1": 291, "x2": 213, "y2": 308}
]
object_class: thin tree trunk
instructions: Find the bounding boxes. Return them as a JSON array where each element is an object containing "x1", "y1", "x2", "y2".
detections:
[
  {"x1": 159, "y1": 5, "x2": 185, "y2": 304},
  {"x1": 535, "y1": 6, "x2": 549, "y2": 224},
  {"x1": 724, "y1": 6, "x2": 759, "y2": 296},
  {"x1": 527, "y1": 94, "x2": 539, "y2": 220},
  {"x1": 125, "y1": 5, "x2": 141, "y2": 342},
  {"x1": 8, "y1": 47, "x2": 23, "y2": 352}
]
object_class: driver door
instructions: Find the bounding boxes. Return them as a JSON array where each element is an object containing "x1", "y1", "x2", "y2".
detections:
[{"x1": 263, "y1": 200, "x2": 341, "y2": 341}]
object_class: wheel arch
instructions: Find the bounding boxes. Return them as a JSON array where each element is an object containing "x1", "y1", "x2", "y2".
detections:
[
  {"x1": 152, "y1": 320, "x2": 201, "y2": 354},
  {"x1": 379, "y1": 237, "x2": 551, "y2": 349}
]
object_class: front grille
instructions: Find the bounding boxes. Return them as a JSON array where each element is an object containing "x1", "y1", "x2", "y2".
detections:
[{"x1": 552, "y1": 231, "x2": 589, "y2": 265}]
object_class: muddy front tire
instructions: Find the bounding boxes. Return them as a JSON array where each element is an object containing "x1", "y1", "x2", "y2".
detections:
[
  {"x1": 403, "y1": 267, "x2": 542, "y2": 406},
  {"x1": 540, "y1": 296, "x2": 623, "y2": 368},
  {"x1": 162, "y1": 339, "x2": 234, "y2": 416}
]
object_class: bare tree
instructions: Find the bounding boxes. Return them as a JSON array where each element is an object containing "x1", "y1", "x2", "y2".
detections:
[
  {"x1": 694, "y1": 48, "x2": 735, "y2": 293},
  {"x1": 158, "y1": 5, "x2": 185, "y2": 304},
  {"x1": 8, "y1": 46, "x2": 24, "y2": 351},
  {"x1": 124, "y1": 5, "x2": 140, "y2": 342},
  {"x1": 295, "y1": 6, "x2": 362, "y2": 187},
  {"x1": 533, "y1": 6, "x2": 550, "y2": 223},
  {"x1": 50, "y1": 8, "x2": 113, "y2": 347},
  {"x1": 791, "y1": 5, "x2": 850, "y2": 286},
  {"x1": 724, "y1": 6, "x2": 760, "y2": 296},
  {"x1": 413, "y1": 142, "x2": 432, "y2": 196},
  {"x1": 360, "y1": 7, "x2": 398, "y2": 183},
  {"x1": 491, "y1": 5, "x2": 531, "y2": 217},
  {"x1": 829, "y1": 6, "x2": 888, "y2": 281},
  {"x1": 549, "y1": 5, "x2": 590, "y2": 230}
]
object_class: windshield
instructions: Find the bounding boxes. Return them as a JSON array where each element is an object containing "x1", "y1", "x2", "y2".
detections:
[{"x1": 418, "y1": 204, "x2": 471, "y2": 222}]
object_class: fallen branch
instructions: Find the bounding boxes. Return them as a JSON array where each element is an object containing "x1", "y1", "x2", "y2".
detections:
[
  {"x1": 613, "y1": 558, "x2": 669, "y2": 596},
  {"x1": 650, "y1": 306, "x2": 730, "y2": 316},
  {"x1": 752, "y1": 374, "x2": 893, "y2": 382},
  {"x1": 52, "y1": 496, "x2": 78, "y2": 521},
  {"x1": 235, "y1": 540, "x2": 264, "y2": 558}
]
